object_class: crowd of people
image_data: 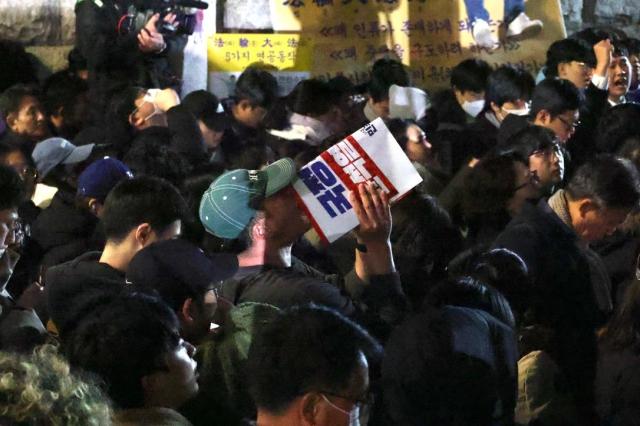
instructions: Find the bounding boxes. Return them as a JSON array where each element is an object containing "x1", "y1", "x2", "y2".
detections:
[{"x1": 1, "y1": 15, "x2": 640, "y2": 426}]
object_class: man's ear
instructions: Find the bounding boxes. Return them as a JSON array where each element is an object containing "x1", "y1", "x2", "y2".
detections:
[
  {"x1": 534, "y1": 109, "x2": 551, "y2": 125},
  {"x1": 577, "y1": 198, "x2": 599, "y2": 218},
  {"x1": 251, "y1": 216, "x2": 267, "y2": 240},
  {"x1": 490, "y1": 101, "x2": 501, "y2": 115},
  {"x1": 299, "y1": 392, "x2": 321, "y2": 426},
  {"x1": 5, "y1": 112, "x2": 17, "y2": 130},
  {"x1": 181, "y1": 297, "x2": 196, "y2": 323},
  {"x1": 129, "y1": 111, "x2": 145, "y2": 128},
  {"x1": 134, "y1": 223, "x2": 154, "y2": 247},
  {"x1": 88, "y1": 198, "x2": 100, "y2": 216}
]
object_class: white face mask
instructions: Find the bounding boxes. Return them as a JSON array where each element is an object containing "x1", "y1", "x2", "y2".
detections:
[{"x1": 461, "y1": 99, "x2": 485, "y2": 118}]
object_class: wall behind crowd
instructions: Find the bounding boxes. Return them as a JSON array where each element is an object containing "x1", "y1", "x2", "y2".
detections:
[{"x1": 0, "y1": 0, "x2": 638, "y2": 83}]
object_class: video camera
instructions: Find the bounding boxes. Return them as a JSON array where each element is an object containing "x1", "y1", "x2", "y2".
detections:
[{"x1": 118, "y1": 0, "x2": 208, "y2": 37}]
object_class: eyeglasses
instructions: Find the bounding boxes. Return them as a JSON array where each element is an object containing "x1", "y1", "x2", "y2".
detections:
[
  {"x1": 531, "y1": 142, "x2": 562, "y2": 158},
  {"x1": 319, "y1": 390, "x2": 374, "y2": 413},
  {"x1": 556, "y1": 116, "x2": 581, "y2": 132},
  {"x1": 513, "y1": 170, "x2": 538, "y2": 192}
]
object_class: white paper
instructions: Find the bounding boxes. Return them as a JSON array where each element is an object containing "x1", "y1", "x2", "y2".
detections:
[{"x1": 292, "y1": 118, "x2": 423, "y2": 243}]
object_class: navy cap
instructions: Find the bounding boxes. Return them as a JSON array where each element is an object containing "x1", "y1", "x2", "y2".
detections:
[
  {"x1": 77, "y1": 157, "x2": 133, "y2": 203},
  {"x1": 127, "y1": 239, "x2": 238, "y2": 311}
]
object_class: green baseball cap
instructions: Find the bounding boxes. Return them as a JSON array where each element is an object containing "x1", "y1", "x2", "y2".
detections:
[{"x1": 199, "y1": 158, "x2": 297, "y2": 239}]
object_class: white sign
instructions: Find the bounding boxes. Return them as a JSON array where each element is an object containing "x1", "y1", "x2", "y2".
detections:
[{"x1": 292, "y1": 118, "x2": 423, "y2": 243}]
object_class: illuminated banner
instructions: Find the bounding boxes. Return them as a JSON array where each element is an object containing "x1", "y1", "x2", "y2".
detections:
[
  {"x1": 269, "y1": 0, "x2": 566, "y2": 90},
  {"x1": 208, "y1": 33, "x2": 313, "y2": 97},
  {"x1": 293, "y1": 118, "x2": 422, "y2": 243}
]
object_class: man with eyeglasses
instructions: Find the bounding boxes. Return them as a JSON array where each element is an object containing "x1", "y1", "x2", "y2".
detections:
[
  {"x1": 493, "y1": 155, "x2": 640, "y2": 424},
  {"x1": 0, "y1": 164, "x2": 47, "y2": 352},
  {"x1": 246, "y1": 304, "x2": 381, "y2": 426}
]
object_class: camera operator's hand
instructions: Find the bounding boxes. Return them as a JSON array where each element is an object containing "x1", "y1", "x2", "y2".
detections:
[{"x1": 138, "y1": 14, "x2": 167, "y2": 54}]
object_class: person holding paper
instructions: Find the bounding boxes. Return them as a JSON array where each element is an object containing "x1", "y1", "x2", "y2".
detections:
[{"x1": 199, "y1": 158, "x2": 407, "y2": 340}]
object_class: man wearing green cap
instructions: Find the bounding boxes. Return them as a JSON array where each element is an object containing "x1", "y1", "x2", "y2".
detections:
[{"x1": 199, "y1": 158, "x2": 406, "y2": 337}]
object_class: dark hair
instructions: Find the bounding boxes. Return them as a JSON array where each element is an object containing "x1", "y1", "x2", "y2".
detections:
[
  {"x1": 0, "y1": 84, "x2": 41, "y2": 118},
  {"x1": 566, "y1": 154, "x2": 640, "y2": 210},
  {"x1": 427, "y1": 276, "x2": 515, "y2": 328},
  {"x1": 448, "y1": 248, "x2": 530, "y2": 320},
  {"x1": 0, "y1": 40, "x2": 38, "y2": 93},
  {"x1": 391, "y1": 192, "x2": 462, "y2": 308},
  {"x1": 386, "y1": 118, "x2": 412, "y2": 151},
  {"x1": 625, "y1": 37, "x2": 640, "y2": 56},
  {"x1": 42, "y1": 71, "x2": 89, "y2": 138},
  {"x1": 599, "y1": 279, "x2": 640, "y2": 354},
  {"x1": 67, "y1": 47, "x2": 88, "y2": 74},
  {"x1": 596, "y1": 103, "x2": 640, "y2": 153},
  {"x1": 571, "y1": 27, "x2": 613, "y2": 46},
  {"x1": 180, "y1": 172, "x2": 221, "y2": 247},
  {"x1": 42, "y1": 71, "x2": 88, "y2": 117},
  {"x1": 100, "y1": 176, "x2": 187, "y2": 242},
  {"x1": 288, "y1": 79, "x2": 339, "y2": 117},
  {"x1": 0, "y1": 163, "x2": 25, "y2": 210},
  {"x1": 63, "y1": 292, "x2": 181, "y2": 409},
  {"x1": 246, "y1": 304, "x2": 382, "y2": 414},
  {"x1": 234, "y1": 67, "x2": 278, "y2": 109},
  {"x1": 462, "y1": 152, "x2": 527, "y2": 217},
  {"x1": 103, "y1": 86, "x2": 144, "y2": 154},
  {"x1": 545, "y1": 38, "x2": 596, "y2": 77},
  {"x1": 181, "y1": 90, "x2": 228, "y2": 132},
  {"x1": 0, "y1": 141, "x2": 32, "y2": 166},
  {"x1": 485, "y1": 65, "x2": 535, "y2": 108},
  {"x1": 450, "y1": 59, "x2": 492, "y2": 93},
  {"x1": 368, "y1": 59, "x2": 410, "y2": 102},
  {"x1": 530, "y1": 78, "x2": 582, "y2": 119},
  {"x1": 501, "y1": 125, "x2": 557, "y2": 159},
  {"x1": 124, "y1": 127, "x2": 193, "y2": 187}
]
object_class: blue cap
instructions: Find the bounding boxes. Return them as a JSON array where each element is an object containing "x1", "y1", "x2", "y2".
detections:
[
  {"x1": 77, "y1": 157, "x2": 133, "y2": 202},
  {"x1": 32, "y1": 137, "x2": 95, "y2": 178}
]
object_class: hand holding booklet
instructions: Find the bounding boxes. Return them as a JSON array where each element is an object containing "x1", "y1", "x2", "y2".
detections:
[{"x1": 292, "y1": 118, "x2": 423, "y2": 243}]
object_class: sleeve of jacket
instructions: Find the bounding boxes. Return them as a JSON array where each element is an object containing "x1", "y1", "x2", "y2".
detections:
[
  {"x1": 344, "y1": 270, "x2": 408, "y2": 341},
  {"x1": 75, "y1": 0, "x2": 139, "y2": 72}
]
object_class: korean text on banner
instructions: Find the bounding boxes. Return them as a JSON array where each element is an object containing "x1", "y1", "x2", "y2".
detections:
[{"x1": 292, "y1": 118, "x2": 423, "y2": 244}]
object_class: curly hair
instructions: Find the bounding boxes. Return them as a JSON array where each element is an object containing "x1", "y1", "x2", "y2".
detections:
[{"x1": 0, "y1": 344, "x2": 112, "y2": 425}]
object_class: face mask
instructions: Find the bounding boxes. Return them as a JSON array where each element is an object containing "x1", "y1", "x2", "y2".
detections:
[
  {"x1": 461, "y1": 99, "x2": 485, "y2": 118},
  {"x1": 133, "y1": 89, "x2": 164, "y2": 123}
]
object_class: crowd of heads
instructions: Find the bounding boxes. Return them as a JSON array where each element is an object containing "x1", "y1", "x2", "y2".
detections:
[{"x1": 1, "y1": 22, "x2": 640, "y2": 426}]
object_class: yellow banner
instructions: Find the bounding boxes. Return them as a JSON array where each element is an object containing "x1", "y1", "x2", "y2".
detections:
[
  {"x1": 267, "y1": 0, "x2": 566, "y2": 90},
  {"x1": 208, "y1": 33, "x2": 313, "y2": 72}
]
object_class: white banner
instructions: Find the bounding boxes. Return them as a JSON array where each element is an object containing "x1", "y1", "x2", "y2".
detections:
[{"x1": 293, "y1": 118, "x2": 422, "y2": 243}]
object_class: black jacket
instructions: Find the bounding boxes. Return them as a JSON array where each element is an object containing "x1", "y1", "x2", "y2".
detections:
[
  {"x1": 31, "y1": 189, "x2": 99, "y2": 269},
  {"x1": 596, "y1": 346, "x2": 640, "y2": 426},
  {"x1": 382, "y1": 306, "x2": 518, "y2": 426},
  {"x1": 45, "y1": 251, "x2": 125, "y2": 333},
  {"x1": 222, "y1": 259, "x2": 407, "y2": 342},
  {"x1": 492, "y1": 200, "x2": 599, "y2": 420},
  {"x1": 75, "y1": 0, "x2": 185, "y2": 121}
]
